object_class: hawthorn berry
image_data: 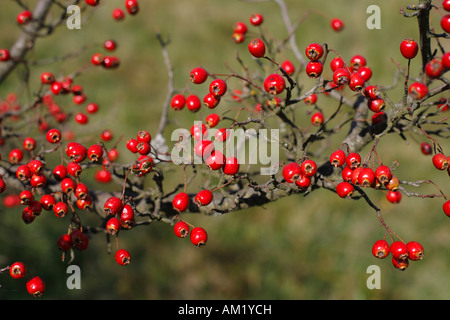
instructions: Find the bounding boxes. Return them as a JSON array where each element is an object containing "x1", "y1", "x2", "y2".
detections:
[
  {"x1": 336, "y1": 181, "x2": 354, "y2": 198},
  {"x1": 112, "y1": 8, "x2": 125, "y2": 21},
  {"x1": 223, "y1": 156, "x2": 240, "y2": 175},
  {"x1": 0, "y1": 49, "x2": 11, "y2": 61},
  {"x1": 205, "y1": 113, "x2": 220, "y2": 128},
  {"x1": 348, "y1": 72, "x2": 365, "y2": 91},
  {"x1": 195, "y1": 189, "x2": 213, "y2": 206},
  {"x1": 432, "y1": 153, "x2": 448, "y2": 170},
  {"x1": 171, "y1": 93, "x2": 186, "y2": 111},
  {"x1": 408, "y1": 82, "x2": 428, "y2": 100},
  {"x1": 304, "y1": 94, "x2": 317, "y2": 105},
  {"x1": 209, "y1": 79, "x2": 227, "y2": 97},
  {"x1": 120, "y1": 204, "x2": 135, "y2": 229},
  {"x1": 194, "y1": 139, "x2": 214, "y2": 160},
  {"x1": 9, "y1": 148, "x2": 24, "y2": 164},
  {"x1": 306, "y1": 61, "x2": 323, "y2": 78},
  {"x1": 17, "y1": 10, "x2": 32, "y2": 25},
  {"x1": 392, "y1": 256, "x2": 409, "y2": 271},
  {"x1": 406, "y1": 241, "x2": 424, "y2": 261},
  {"x1": 443, "y1": 200, "x2": 450, "y2": 217},
  {"x1": 57, "y1": 234, "x2": 73, "y2": 252},
  {"x1": 16, "y1": 165, "x2": 31, "y2": 181},
  {"x1": 329, "y1": 149, "x2": 346, "y2": 167},
  {"x1": 91, "y1": 53, "x2": 104, "y2": 65},
  {"x1": 46, "y1": 128, "x2": 62, "y2": 144},
  {"x1": 330, "y1": 18, "x2": 344, "y2": 31},
  {"x1": 40, "y1": 72, "x2": 55, "y2": 85},
  {"x1": 173, "y1": 192, "x2": 190, "y2": 213},
  {"x1": 305, "y1": 43, "x2": 324, "y2": 61},
  {"x1": 233, "y1": 21, "x2": 248, "y2": 34},
  {"x1": 425, "y1": 59, "x2": 444, "y2": 78},
  {"x1": 9, "y1": 262, "x2": 27, "y2": 279},
  {"x1": 372, "y1": 239, "x2": 390, "y2": 259},
  {"x1": 203, "y1": 92, "x2": 220, "y2": 109},
  {"x1": 333, "y1": 67, "x2": 351, "y2": 86},
  {"x1": 85, "y1": 0, "x2": 100, "y2": 6},
  {"x1": 104, "y1": 196, "x2": 123, "y2": 216},
  {"x1": 281, "y1": 60, "x2": 296, "y2": 76},
  {"x1": 248, "y1": 38, "x2": 266, "y2": 58},
  {"x1": 311, "y1": 112, "x2": 324, "y2": 126},
  {"x1": 444, "y1": 0, "x2": 450, "y2": 11},
  {"x1": 282, "y1": 162, "x2": 301, "y2": 183},
  {"x1": 345, "y1": 152, "x2": 361, "y2": 169},
  {"x1": 75, "y1": 183, "x2": 89, "y2": 200},
  {"x1": 174, "y1": 220, "x2": 190, "y2": 238},
  {"x1": 442, "y1": 52, "x2": 450, "y2": 69},
  {"x1": 441, "y1": 14, "x2": 450, "y2": 33},
  {"x1": 19, "y1": 190, "x2": 33, "y2": 205},
  {"x1": 87, "y1": 144, "x2": 103, "y2": 162},
  {"x1": 61, "y1": 177, "x2": 76, "y2": 194},
  {"x1": 368, "y1": 98, "x2": 385, "y2": 113},
  {"x1": 358, "y1": 167, "x2": 376, "y2": 187},
  {"x1": 30, "y1": 174, "x2": 47, "y2": 188},
  {"x1": 40, "y1": 194, "x2": 56, "y2": 210},
  {"x1": 329, "y1": 57, "x2": 345, "y2": 72},
  {"x1": 53, "y1": 201, "x2": 69, "y2": 218},
  {"x1": 206, "y1": 150, "x2": 226, "y2": 170},
  {"x1": 186, "y1": 94, "x2": 201, "y2": 112},
  {"x1": 189, "y1": 67, "x2": 208, "y2": 84},
  {"x1": 358, "y1": 66, "x2": 372, "y2": 82},
  {"x1": 420, "y1": 142, "x2": 432, "y2": 155},
  {"x1": 53, "y1": 164, "x2": 68, "y2": 181},
  {"x1": 341, "y1": 166, "x2": 353, "y2": 182},
  {"x1": 295, "y1": 174, "x2": 311, "y2": 190},
  {"x1": 349, "y1": 54, "x2": 366, "y2": 71},
  {"x1": 375, "y1": 164, "x2": 392, "y2": 184},
  {"x1": 300, "y1": 159, "x2": 317, "y2": 177},
  {"x1": 386, "y1": 190, "x2": 402, "y2": 204},
  {"x1": 125, "y1": 0, "x2": 139, "y2": 15},
  {"x1": 115, "y1": 249, "x2": 131, "y2": 266},
  {"x1": 26, "y1": 276, "x2": 45, "y2": 297},
  {"x1": 400, "y1": 39, "x2": 419, "y2": 59},
  {"x1": 190, "y1": 227, "x2": 208, "y2": 247},
  {"x1": 106, "y1": 217, "x2": 122, "y2": 235},
  {"x1": 390, "y1": 241, "x2": 408, "y2": 260},
  {"x1": 263, "y1": 73, "x2": 286, "y2": 95},
  {"x1": 70, "y1": 229, "x2": 89, "y2": 251},
  {"x1": 249, "y1": 13, "x2": 264, "y2": 26}
]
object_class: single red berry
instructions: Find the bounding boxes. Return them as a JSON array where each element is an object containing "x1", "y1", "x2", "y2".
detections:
[
  {"x1": 432, "y1": 153, "x2": 448, "y2": 170},
  {"x1": 281, "y1": 60, "x2": 296, "y2": 76},
  {"x1": 363, "y1": 85, "x2": 380, "y2": 99},
  {"x1": 104, "y1": 39, "x2": 117, "y2": 51},
  {"x1": 385, "y1": 175, "x2": 400, "y2": 191},
  {"x1": 400, "y1": 39, "x2": 419, "y2": 59},
  {"x1": 443, "y1": 200, "x2": 450, "y2": 217},
  {"x1": 87, "y1": 144, "x2": 103, "y2": 162},
  {"x1": 189, "y1": 67, "x2": 208, "y2": 84},
  {"x1": 367, "y1": 98, "x2": 385, "y2": 113},
  {"x1": 442, "y1": 52, "x2": 450, "y2": 69},
  {"x1": 342, "y1": 166, "x2": 353, "y2": 182},
  {"x1": 50, "y1": 81, "x2": 63, "y2": 95},
  {"x1": 406, "y1": 241, "x2": 424, "y2": 261},
  {"x1": 16, "y1": 165, "x2": 31, "y2": 181},
  {"x1": 125, "y1": 0, "x2": 139, "y2": 15},
  {"x1": 348, "y1": 72, "x2": 365, "y2": 91},
  {"x1": 425, "y1": 59, "x2": 444, "y2": 78},
  {"x1": 194, "y1": 139, "x2": 215, "y2": 160},
  {"x1": 249, "y1": 13, "x2": 264, "y2": 26},
  {"x1": 206, "y1": 150, "x2": 226, "y2": 170},
  {"x1": 40, "y1": 194, "x2": 56, "y2": 211},
  {"x1": 372, "y1": 239, "x2": 390, "y2": 259},
  {"x1": 203, "y1": 92, "x2": 221, "y2": 109},
  {"x1": 330, "y1": 18, "x2": 344, "y2": 31},
  {"x1": 195, "y1": 189, "x2": 213, "y2": 206},
  {"x1": 300, "y1": 159, "x2": 317, "y2": 177},
  {"x1": 295, "y1": 174, "x2": 311, "y2": 190},
  {"x1": 174, "y1": 220, "x2": 190, "y2": 238},
  {"x1": 173, "y1": 192, "x2": 190, "y2": 213},
  {"x1": 119, "y1": 204, "x2": 135, "y2": 229},
  {"x1": 46, "y1": 128, "x2": 62, "y2": 144},
  {"x1": 248, "y1": 38, "x2": 266, "y2": 58},
  {"x1": 9, "y1": 262, "x2": 27, "y2": 279},
  {"x1": 53, "y1": 164, "x2": 68, "y2": 181},
  {"x1": 190, "y1": 227, "x2": 208, "y2": 247},
  {"x1": 17, "y1": 10, "x2": 33, "y2": 25},
  {"x1": 358, "y1": 66, "x2": 372, "y2": 82},
  {"x1": 205, "y1": 113, "x2": 220, "y2": 128},
  {"x1": 263, "y1": 73, "x2": 286, "y2": 95},
  {"x1": 85, "y1": 0, "x2": 100, "y2": 5},
  {"x1": 440, "y1": 14, "x2": 450, "y2": 33},
  {"x1": 390, "y1": 241, "x2": 408, "y2": 260},
  {"x1": 305, "y1": 43, "x2": 324, "y2": 61},
  {"x1": 26, "y1": 276, "x2": 45, "y2": 297},
  {"x1": 91, "y1": 53, "x2": 104, "y2": 65},
  {"x1": 70, "y1": 229, "x2": 89, "y2": 251},
  {"x1": 329, "y1": 149, "x2": 346, "y2": 167},
  {"x1": 310, "y1": 111, "x2": 324, "y2": 126},
  {"x1": 345, "y1": 152, "x2": 361, "y2": 169},
  {"x1": 209, "y1": 79, "x2": 227, "y2": 97},
  {"x1": 40, "y1": 72, "x2": 55, "y2": 85},
  {"x1": 104, "y1": 196, "x2": 123, "y2": 216},
  {"x1": 61, "y1": 177, "x2": 76, "y2": 194},
  {"x1": 106, "y1": 217, "x2": 122, "y2": 235},
  {"x1": 53, "y1": 201, "x2": 69, "y2": 218},
  {"x1": 282, "y1": 162, "x2": 301, "y2": 183},
  {"x1": 333, "y1": 67, "x2": 351, "y2": 86},
  {"x1": 408, "y1": 82, "x2": 428, "y2": 100},
  {"x1": 231, "y1": 32, "x2": 245, "y2": 44},
  {"x1": 76, "y1": 195, "x2": 93, "y2": 210},
  {"x1": 386, "y1": 190, "x2": 402, "y2": 204},
  {"x1": 233, "y1": 21, "x2": 248, "y2": 34},
  {"x1": 171, "y1": 93, "x2": 186, "y2": 111},
  {"x1": 358, "y1": 167, "x2": 376, "y2": 187},
  {"x1": 186, "y1": 94, "x2": 201, "y2": 112},
  {"x1": 375, "y1": 164, "x2": 392, "y2": 184},
  {"x1": 0, "y1": 49, "x2": 11, "y2": 61},
  {"x1": 57, "y1": 234, "x2": 73, "y2": 252},
  {"x1": 115, "y1": 249, "x2": 131, "y2": 266},
  {"x1": 19, "y1": 190, "x2": 34, "y2": 205},
  {"x1": 336, "y1": 181, "x2": 354, "y2": 198},
  {"x1": 392, "y1": 256, "x2": 409, "y2": 271},
  {"x1": 329, "y1": 57, "x2": 345, "y2": 72},
  {"x1": 74, "y1": 112, "x2": 88, "y2": 124},
  {"x1": 444, "y1": 0, "x2": 450, "y2": 11},
  {"x1": 305, "y1": 61, "x2": 323, "y2": 78},
  {"x1": 420, "y1": 142, "x2": 432, "y2": 155},
  {"x1": 349, "y1": 55, "x2": 366, "y2": 71},
  {"x1": 112, "y1": 8, "x2": 125, "y2": 21},
  {"x1": 74, "y1": 183, "x2": 88, "y2": 200},
  {"x1": 190, "y1": 123, "x2": 207, "y2": 141},
  {"x1": 303, "y1": 93, "x2": 317, "y2": 105},
  {"x1": 223, "y1": 157, "x2": 240, "y2": 175},
  {"x1": 30, "y1": 173, "x2": 47, "y2": 188}
]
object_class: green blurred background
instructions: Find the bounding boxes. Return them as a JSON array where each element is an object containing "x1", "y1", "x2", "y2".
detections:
[{"x1": 0, "y1": 0, "x2": 449, "y2": 299}]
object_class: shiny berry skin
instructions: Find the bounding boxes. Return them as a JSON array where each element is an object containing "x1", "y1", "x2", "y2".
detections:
[
  {"x1": 189, "y1": 67, "x2": 208, "y2": 84},
  {"x1": 345, "y1": 152, "x2": 361, "y2": 169},
  {"x1": 0, "y1": 48, "x2": 11, "y2": 61},
  {"x1": 443, "y1": 200, "x2": 450, "y2": 217},
  {"x1": 390, "y1": 241, "x2": 408, "y2": 260},
  {"x1": 223, "y1": 157, "x2": 239, "y2": 175},
  {"x1": 19, "y1": 190, "x2": 33, "y2": 205},
  {"x1": 186, "y1": 94, "x2": 201, "y2": 112},
  {"x1": 203, "y1": 92, "x2": 220, "y2": 109},
  {"x1": 331, "y1": 18, "x2": 344, "y2": 31},
  {"x1": 125, "y1": 0, "x2": 139, "y2": 15},
  {"x1": 392, "y1": 256, "x2": 409, "y2": 271},
  {"x1": 171, "y1": 93, "x2": 186, "y2": 111},
  {"x1": 348, "y1": 72, "x2": 365, "y2": 91},
  {"x1": 74, "y1": 183, "x2": 88, "y2": 200},
  {"x1": 349, "y1": 55, "x2": 366, "y2": 71},
  {"x1": 333, "y1": 67, "x2": 351, "y2": 86},
  {"x1": 295, "y1": 174, "x2": 311, "y2": 190},
  {"x1": 173, "y1": 192, "x2": 190, "y2": 213},
  {"x1": 119, "y1": 204, "x2": 135, "y2": 229},
  {"x1": 194, "y1": 139, "x2": 214, "y2": 160},
  {"x1": 420, "y1": 142, "x2": 432, "y2": 155},
  {"x1": 248, "y1": 38, "x2": 266, "y2": 58},
  {"x1": 249, "y1": 13, "x2": 264, "y2": 26},
  {"x1": 115, "y1": 249, "x2": 131, "y2": 266},
  {"x1": 40, "y1": 194, "x2": 56, "y2": 211},
  {"x1": 231, "y1": 32, "x2": 245, "y2": 44},
  {"x1": 205, "y1": 113, "x2": 220, "y2": 128},
  {"x1": 195, "y1": 189, "x2": 213, "y2": 206},
  {"x1": 174, "y1": 220, "x2": 190, "y2": 238},
  {"x1": 16, "y1": 165, "x2": 31, "y2": 181},
  {"x1": 406, "y1": 241, "x2": 424, "y2": 261},
  {"x1": 305, "y1": 61, "x2": 323, "y2": 78},
  {"x1": 400, "y1": 39, "x2": 418, "y2": 59},
  {"x1": 30, "y1": 174, "x2": 47, "y2": 188},
  {"x1": 206, "y1": 150, "x2": 226, "y2": 170},
  {"x1": 341, "y1": 166, "x2": 353, "y2": 182},
  {"x1": 368, "y1": 98, "x2": 385, "y2": 113},
  {"x1": 372, "y1": 239, "x2": 390, "y2": 259},
  {"x1": 311, "y1": 112, "x2": 324, "y2": 126},
  {"x1": 444, "y1": 0, "x2": 450, "y2": 11},
  {"x1": 106, "y1": 217, "x2": 122, "y2": 235},
  {"x1": 74, "y1": 112, "x2": 88, "y2": 124},
  {"x1": 53, "y1": 201, "x2": 69, "y2": 218},
  {"x1": 440, "y1": 14, "x2": 450, "y2": 33},
  {"x1": 264, "y1": 73, "x2": 286, "y2": 95},
  {"x1": 104, "y1": 196, "x2": 123, "y2": 216},
  {"x1": 358, "y1": 66, "x2": 372, "y2": 82},
  {"x1": 304, "y1": 93, "x2": 317, "y2": 105},
  {"x1": 87, "y1": 144, "x2": 103, "y2": 162},
  {"x1": 408, "y1": 82, "x2": 428, "y2": 100},
  {"x1": 442, "y1": 52, "x2": 450, "y2": 69},
  {"x1": 282, "y1": 162, "x2": 301, "y2": 183},
  {"x1": 358, "y1": 167, "x2": 376, "y2": 187},
  {"x1": 46, "y1": 128, "x2": 62, "y2": 144},
  {"x1": 300, "y1": 159, "x2": 317, "y2": 177},
  {"x1": 432, "y1": 153, "x2": 448, "y2": 170},
  {"x1": 425, "y1": 59, "x2": 444, "y2": 78},
  {"x1": 53, "y1": 164, "x2": 68, "y2": 181},
  {"x1": 329, "y1": 57, "x2": 345, "y2": 72},
  {"x1": 329, "y1": 149, "x2": 346, "y2": 167},
  {"x1": 281, "y1": 60, "x2": 296, "y2": 76},
  {"x1": 209, "y1": 79, "x2": 227, "y2": 97},
  {"x1": 375, "y1": 165, "x2": 392, "y2": 184},
  {"x1": 9, "y1": 148, "x2": 24, "y2": 164},
  {"x1": 26, "y1": 276, "x2": 45, "y2": 297},
  {"x1": 85, "y1": 0, "x2": 100, "y2": 5},
  {"x1": 305, "y1": 43, "x2": 324, "y2": 61},
  {"x1": 40, "y1": 72, "x2": 55, "y2": 85},
  {"x1": 9, "y1": 262, "x2": 27, "y2": 279},
  {"x1": 386, "y1": 190, "x2": 402, "y2": 204},
  {"x1": 190, "y1": 227, "x2": 208, "y2": 247},
  {"x1": 61, "y1": 177, "x2": 76, "y2": 194},
  {"x1": 57, "y1": 234, "x2": 73, "y2": 252},
  {"x1": 17, "y1": 10, "x2": 33, "y2": 25},
  {"x1": 336, "y1": 181, "x2": 354, "y2": 198}
]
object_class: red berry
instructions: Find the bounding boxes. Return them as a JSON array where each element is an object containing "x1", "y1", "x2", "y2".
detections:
[
  {"x1": 16, "y1": 165, "x2": 31, "y2": 181},
  {"x1": 311, "y1": 112, "x2": 324, "y2": 126},
  {"x1": 223, "y1": 156, "x2": 240, "y2": 175},
  {"x1": 305, "y1": 43, "x2": 324, "y2": 61},
  {"x1": 85, "y1": 0, "x2": 100, "y2": 5},
  {"x1": 345, "y1": 152, "x2": 361, "y2": 169},
  {"x1": 348, "y1": 72, "x2": 365, "y2": 91},
  {"x1": 420, "y1": 142, "x2": 432, "y2": 155},
  {"x1": 392, "y1": 256, "x2": 409, "y2": 271},
  {"x1": 329, "y1": 57, "x2": 345, "y2": 72},
  {"x1": 46, "y1": 128, "x2": 62, "y2": 144},
  {"x1": 189, "y1": 67, "x2": 208, "y2": 84},
  {"x1": 125, "y1": 0, "x2": 139, "y2": 15},
  {"x1": 209, "y1": 79, "x2": 227, "y2": 97},
  {"x1": 173, "y1": 192, "x2": 190, "y2": 213},
  {"x1": 249, "y1": 13, "x2": 264, "y2": 26},
  {"x1": 195, "y1": 189, "x2": 213, "y2": 206},
  {"x1": 194, "y1": 139, "x2": 214, "y2": 160},
  {"x1": 440, "y1": 14, "x2": 450, "y2": 33},
  {"x1": 300, "y1": 159, "x2": 317, "y2": 177},
  {"x1": 206, "y1": 150, "x2": 226, "y2": 170},
  {"x1": 60, "y1": 177, "x2": 76, "y2": 194},
  {"x1": 53, "y1": 201, "x2": 69, "y2": 218},
  {"x1": 305, "y1": 61, "x2": 323, "y2": 78},
  {"x1": 104, "y1": 39, "x2": 117, "y2": 51},
  {"x1": 87, "y1": 144, "x2": 103, "y2": 162},
  {"x1": 248, "y1": 38, "x2": 266, "y2": 58},
  {"x1": 190, "y1": 227, "x2": 208, "y2": 247},
  {"x1": 432, "y1": 153, "x2": 448, "y2": 170},
  {"x1": 442, "y1": 52, "x2": 450, "y2": 69},
  {"x1": 444, "y1": 0, "x2": 450, "y2": 11},
  {"x1": 408, "y1": 82, "x2": 428, "y2": 100},
  {"x1": 341, "y1": 166, "x2": 353, "y2": 182},
  {"x1": 171, "y1": 93, "x2": 186, "y2": 111},
  {"x1": 425, "y1": 59, "x2": 444, "y2": 78},
  {"x1": 358, "y1": 167, "x2": 376, "y2": 187},
  {"x1": 367, "y1": 98, "x2": 385, "y2": 113},
  {"x1": 281, "y1": 60, "x2": 296, "y2": 76},
  {"x1": 17, "y1": 10, "x2": 33, "y2": 25},
  {"x1": 386, "y1": 190, "x2": 402, "y2": 204},
  {"x1": 203, "y1": 92, "x2": 221, "y2": 109},
  {"x1": 375, "y1": 164, "x2": 392, "y2": 184},
  {"x1": 358, "y1": 66, "x2": 372, "y2": 82},
  {"x1": 74, "y1": 112, "x2": 88, "y2": 124},
  {"x1": 372, "y1": 239, "x2": 390, "y2": 259},
  {"x1": 174, "y1": 220, "x2": 190, "y2": 238},
  {"x1": 115, "y1": 249, "x2": 131, "y2": 266},
  {"x1": 0, "y1": 48, "x2": 11, "y2": 61},
  {"x1": 336, "y1": 181, "x2": 354, "y2": 198},
  {"x1": 350, "y1": 55, "x2": 366, "y2": 71},
  {"x1": 57, "y1": 234, "x2": 73, "y2": 252},
  {"x1": 19, "y1": 190, "x2": 33, "y2": 205},
  {"x1": 263, "y1": 73, "x2": 286, "y2": 95},
  {"x1": 40, "y1": 194, "x2": 56, "y2": 211},
  {"x1": 9, "y1": 262, "x2": 27, "y2": 279},
  {"x1": 282, "y1": 162, "x2": 301, "y2": 183},
  {"x1": 70, "y1": 229, "x2": 89, "y2": 251},
  {"x1": 205, "y1": 113, "x2": 220, "y2": 128},
  {"x1": 406, "y1": 241, "x2": 424, "y2": 261},
  {"x1": 26, "y1": 276, "x2": 45, "y2": 297},
  {"x1": 74, "y1": 182, "x2": 88, "y2": 200},
  {"x1": 119, "y1": 204, "x2": 135, "y2": 229},
  {"x1": 443, "y1": 200, "x2": 450, "y2": 217},
  {"x1": 304, "y1": 93, "x2": 317, "y2": 105},
  {"x1": 104, "y1": 196, "x2": 123, "y2": 215},
  {"x1": 333, "y1": 67, "x2": 351, "y2": 86},
  {"x1": 331, "y1": 18, "x2": 344, "y2": 31},
  {"x1": 186, "y1": 94, "x2": 201, "y2": 112},
  {"x1": 400, "y1": 39, "x2": 419, "y2": 59},
  {"x1": 106, "y1": 217, "x2": 122, "y2": 235},
  {"x1": 329, "y1": 149, "x2": 346, "y2": 167},
  {"x1": 390, "y1": 241, "x2": 408, "y2": 260}
]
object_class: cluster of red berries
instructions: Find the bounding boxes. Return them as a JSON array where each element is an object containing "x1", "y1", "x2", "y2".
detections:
[
  {"x1": 231, "y1": 14, "x2": 263, "y2": 44},
  {"x1": 173, "y1": 219, "x2": 208, "y2": 247},
  {"x1": 440, "y1": 0, "x2": 450, "y2": 33},
  {"x1": 85, "y1": 0, "x2": 139, "y2": 20},
  {"x1": 126, "y1": 130, "x2": 155, "y2": 176},
  {"x1": 372, "y1": 239, "x2": 424, "y2": 271},
  {"x1": 282, "y1": 159, "x2": 317, "y2": 191},
  {"x1": 3, "y1": 262, "x2": 45, "y2": 297}
]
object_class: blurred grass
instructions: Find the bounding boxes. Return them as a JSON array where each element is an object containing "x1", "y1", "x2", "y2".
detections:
[{"x1": 0, "y1": 0, "x2": 449, "y2": 300}]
